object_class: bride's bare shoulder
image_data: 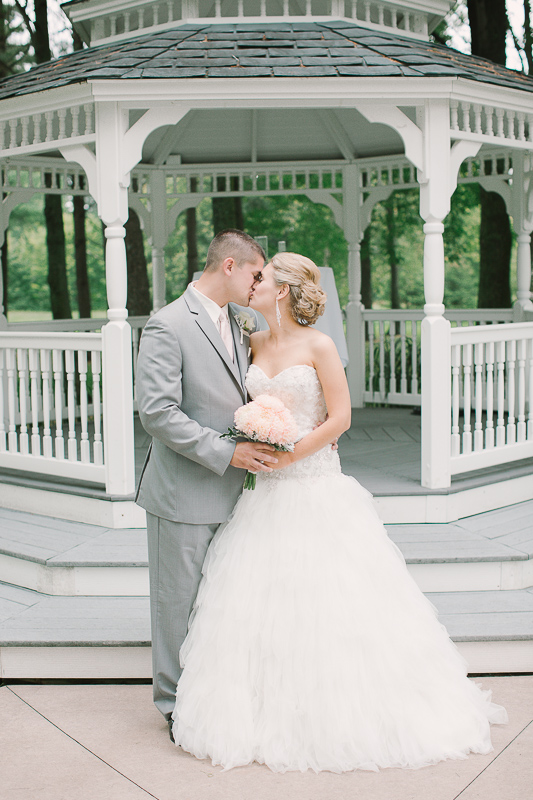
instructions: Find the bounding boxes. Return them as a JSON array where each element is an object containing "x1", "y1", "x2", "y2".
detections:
[{"x1": 307, "y1": 329, "x2": 339, "y2": 363}]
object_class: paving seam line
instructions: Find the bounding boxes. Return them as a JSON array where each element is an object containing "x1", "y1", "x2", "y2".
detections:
[
  {"x1": 452, "y1": 718, "x2": 533, "y2": 800},
  {"x1": 6, "y1": 687, "x2": 160, "y2": 799}
]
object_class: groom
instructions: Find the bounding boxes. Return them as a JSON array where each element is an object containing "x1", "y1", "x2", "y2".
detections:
[{"x1": 135, "y1": 229, "x2": 277, "y2": 736}]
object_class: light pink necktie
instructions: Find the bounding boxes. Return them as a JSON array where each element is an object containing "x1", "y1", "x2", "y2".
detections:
[{"x1": 217, "y1": 311, "x2": 234, "y2": 361}]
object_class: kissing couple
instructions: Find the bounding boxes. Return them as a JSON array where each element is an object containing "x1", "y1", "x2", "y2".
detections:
[{"x1": 135, "y1": 229, "x2": 506, "y2": 773}]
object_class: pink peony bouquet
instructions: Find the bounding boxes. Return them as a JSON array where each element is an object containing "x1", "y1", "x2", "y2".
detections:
[{"x1": 221, "y1": 394, "x2": 298, "y2": 489}]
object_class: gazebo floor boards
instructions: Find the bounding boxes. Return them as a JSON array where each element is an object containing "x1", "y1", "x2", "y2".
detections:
[{"x1": 0, "y1": 498, "x2": 532, "y2": 677}]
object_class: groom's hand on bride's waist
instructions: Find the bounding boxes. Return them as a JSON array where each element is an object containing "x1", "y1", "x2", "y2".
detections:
[{"x1": 230, "y1": 442, "x2": 278, "y2": 473}]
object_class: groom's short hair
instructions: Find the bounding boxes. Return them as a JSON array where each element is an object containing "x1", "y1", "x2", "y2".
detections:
[{"x1": 205, "y1": 229, "x2": 265, "y2": 272}]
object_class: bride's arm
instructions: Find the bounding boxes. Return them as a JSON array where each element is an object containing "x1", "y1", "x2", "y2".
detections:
[{"x1": 273, "y1": 335, "x2": 351, "y2": 468}]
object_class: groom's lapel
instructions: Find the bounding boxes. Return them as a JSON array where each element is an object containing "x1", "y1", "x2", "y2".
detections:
[
  {"x1": 184, "y1": 288, "x2": 245, "y2": 397},
  {"x1": 229, "y1": 304, "x2": 250, "y2": 389}
]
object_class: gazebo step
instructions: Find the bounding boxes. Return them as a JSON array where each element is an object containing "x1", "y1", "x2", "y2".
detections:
[
  {"x1": 0, "y1": 582, "x2": 531, "y2": 678},
  {"x1": 0, "y1": 503, "x2": 532, "y2": 596}
]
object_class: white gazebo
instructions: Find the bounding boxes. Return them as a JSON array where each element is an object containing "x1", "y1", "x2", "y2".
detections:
[{"x1": 0, "y1": 0, "x2": 531, "y2": 527}]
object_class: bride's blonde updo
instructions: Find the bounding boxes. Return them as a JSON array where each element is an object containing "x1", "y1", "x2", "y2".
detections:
[{"x1": 270, "y1": 253, "x2": 327, "y2": 326}]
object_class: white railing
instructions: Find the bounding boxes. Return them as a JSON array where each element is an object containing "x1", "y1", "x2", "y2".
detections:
[
  {"x1": 7, "y1": 316, "x2": 148, "y2": 395},
  {"x1": 450, "y1": 322, "x2": 533, "y2": 474},
  {"x1": 364, "y1": 309, "x2": 514, "y2": 406},
  {"x1": 85, "y1": 0, "x2": 429, "y2": 46},
  {"x1": 0, "y1": 331, "x2": 105, "y2": 483}
]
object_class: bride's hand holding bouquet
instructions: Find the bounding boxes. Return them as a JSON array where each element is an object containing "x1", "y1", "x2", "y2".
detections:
[{"x1": 221, "y1": 394, "x2": 298, "y2": 489}]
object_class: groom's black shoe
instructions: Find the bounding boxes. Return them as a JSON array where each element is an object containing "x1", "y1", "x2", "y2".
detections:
[{"x1": 168, "y1": 719, "x2": 175, "y2": 743}]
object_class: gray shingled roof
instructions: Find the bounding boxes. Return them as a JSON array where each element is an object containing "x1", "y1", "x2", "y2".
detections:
[{"x1": 1, "y1": 20, "x2": 532, "y2": 101}]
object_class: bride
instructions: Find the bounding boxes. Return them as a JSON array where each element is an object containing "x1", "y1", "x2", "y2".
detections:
[{"x1": 171, "y1": 252, "x2": 507, "y2": 773}]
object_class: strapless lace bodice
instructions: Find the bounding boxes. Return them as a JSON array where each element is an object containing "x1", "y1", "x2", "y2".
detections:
[{"x1": 245, "y1": 364, "x2": 341, "y2": 481}]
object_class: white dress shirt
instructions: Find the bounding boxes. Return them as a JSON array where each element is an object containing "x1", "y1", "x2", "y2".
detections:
[{"x1": 191, "y1": 282, "x2": 234, "y2": 360}]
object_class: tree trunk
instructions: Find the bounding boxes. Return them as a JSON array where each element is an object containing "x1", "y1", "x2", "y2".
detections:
[
  {"x1": 525, "y1": 0, "x2": 533, "y2": 73},
  {"x1": 477, "y1": 188, "x2": 512, "y2": 308},
  {"x1": 186, "y1": 206, "x2": 199, "y2": 283},
  {"x1": 467, "y1": 0, "x2": 511, "y2": 308},
  {"x1": 73, "y1": 194, "x2": 91, "y2": 318},
  {"x1": 212, "y1": 176, "x2": 244, "y2": 234},
  {"x1": 360, "y1": 227, "x2": 372, "y2": 308},
  {"x1": 125, "y1": 207, "x2": 151, "y2": 316},
  {"x1": 44, "y1": 192, "x2": 72, "y2": 319},
  {"x1": 35, "y1": 1, "x2": 72, "y2": 318},
  {"x1": 384, "y1": 195, "x2": 400, "y2": 308}
]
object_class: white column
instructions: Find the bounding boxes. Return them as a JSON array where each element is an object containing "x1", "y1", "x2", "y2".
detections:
[
  {"x1": 343, "y1": 165, "x2": 365, "y2": 407},
  {"x1": 152, "y1": 246, "x2": 166, "y2": 312},
  {"x1": 419, "y1": 100, "x2": 452, "y2": 490},
  {"x1": 515, "y1": 232, "x2": 533, "y2": 315},
  {"x1": 96, "y1": 101, "x2": 135, "y2": 497},
  {"x1": 150, "y1": 170, "x2": 167, "y2": 313}
]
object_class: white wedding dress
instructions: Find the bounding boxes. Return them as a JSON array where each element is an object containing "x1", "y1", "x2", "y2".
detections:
[{"x1": 171, "y1": 364, "x2": 507, "y2": 773}]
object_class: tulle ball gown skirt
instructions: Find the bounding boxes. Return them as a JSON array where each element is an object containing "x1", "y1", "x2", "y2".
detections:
[{"x1": 171, "y1": 463, "x2": 507, "y2": 773}]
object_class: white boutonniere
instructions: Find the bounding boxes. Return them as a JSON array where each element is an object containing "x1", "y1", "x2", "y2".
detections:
[{"x1": 234, "y1": 310, "x2": 256, "y2": 344}]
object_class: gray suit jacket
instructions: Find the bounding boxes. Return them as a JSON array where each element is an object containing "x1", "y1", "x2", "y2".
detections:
[{"x1": 135, "y1": 287, "x2": 255, "y2": 524}]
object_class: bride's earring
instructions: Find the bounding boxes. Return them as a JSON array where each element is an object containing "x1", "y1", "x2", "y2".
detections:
[{"x1": 276, "y1": 298, "x2": 282, "y2": 327}]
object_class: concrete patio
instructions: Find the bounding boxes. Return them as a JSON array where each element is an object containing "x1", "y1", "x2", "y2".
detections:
[{"x1": 1, "y1": 677, "x2": 531, "y2": 800}]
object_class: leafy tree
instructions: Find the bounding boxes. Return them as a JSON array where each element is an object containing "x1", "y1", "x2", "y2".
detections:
[{"x1": 466, "y1": 0, "x2": 512, "y2": 308}]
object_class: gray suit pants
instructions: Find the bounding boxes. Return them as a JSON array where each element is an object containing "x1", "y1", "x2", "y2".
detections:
[{"x1": 146, "y1": 512, "x2": 219, "y2": 720}]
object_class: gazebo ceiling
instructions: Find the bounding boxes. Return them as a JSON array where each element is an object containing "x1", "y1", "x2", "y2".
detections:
[
  {"x1": 1, "y1": 20, "x2": 533, "y2": 102},
  {"x1": 141, "y1": 107, "x2": 403, "y2": 163}
]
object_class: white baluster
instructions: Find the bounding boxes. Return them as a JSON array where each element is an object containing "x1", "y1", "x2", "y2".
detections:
[
  {"x1": 92, "y1": 350, "x2": 103, "y2": 465},
  {"x1": 400, "y1": 320, "x2": 407, "y2": 395},
  {"x1": 350, "y1": 0, "x2": 356, "y2": 19},
  {"x1": 389, "y1": 320, "x2": 396, "y2": 395},
  {"x1": 365, "y1": 0, "x2": 371, "y2": 22},
  {"x1": 138, "y1": 8, "x2": 144, "y2": 27},
  {"x1": 411, "y1": 320, "x2": 418, "y2": 396},
  {"x1": 0, "y1": 350, "x2": 5, "y2": 451},
  {"x1": 124, "y1": 11, "x2": 131, "y2": 31},
  {"x1": 506, "y1": 110, "x2": 516, "y2": 139},
  {"x1": 167, "y1": 0, "x2": 174, "y2": 23},
  {"x1": 473, "y1": 342, "x2": 484, "y2": 452},
  {"x1": 28, "y1": 349, "x2": 41, "y2": 456},
  {"x1": 260, "y1": 0, "x2": 265, "y2": 18},
  {"x1": 45, "y1": 111, "x2": 54, "y2": 142},
  {"x1": 506, "y1": 339, "x2": 516, "y2": 444},
  {"x1": 21, "y1": 117, "x2": 29, "y2": 147},
  {"x1": 495, "y1": 107, "x2": 505, "y2": 138},
  {"x1": 391, "y1": 8, "x2": 397, "y2": 28},
  {"x1": 65, "y1": 350, "x2": 77, "y2": 461},
  {"x1": 78, "y1": 351, "x2": 90, "y2": 463},
  {"x1": 460, "y1": 102, "x2": 471, "y2": 133},
  {"x1": 6, "y1": 348, "x2": 17, "y2": 452},
  {"x1": 379, "y1": 319, "x2": 386, "y2": 400},
  {"x1": 238, "y1": 0, "x2": 244, "y2": 15},
  {"x1": 462, "y1": 343, "x2": 472, "y2": 454},
  {"x1": 484, "y1": 106, "x2": 494, "y2": 136},
  {"x1": 153, "y1": 5, "x2": 159, "y2": 25},
  {"x1": 9, "y1": 118, "x2": 18, "y2": 149},
  {"x1": 495, "y1": 340, "x2": 506, "y2": 447},
  {"x1": 450, "y1": 100, "x2": 459, "y2": 131},
  {"x1": 516, "y1": 338, "x2": 526, "y2": 443},
  {"x1": 57, "y1": 108, "x2": 67, "y2": 139},
  {"x1": 40, "y1": 350, "x2": 53, "y2": 458},
  {"x1": 378, "y1": 4, "x2": 384, "y2": 25},
  {"x1": 485, "y1": 341, "x2": 495, "y2": 449},
  {"x1": 528, "y1": 114, "x2": 533, "y2": 143},
  {"x1": 52, "y1": 349, "x2": 65, "y2": 459},
  {"x1": 0, "y1": 121, "x2": 5, "y2": 149},
  {"x1": 517, "y1": 111, "x2": 526, "y2": 141},
  {"x1": 368, "y1": 322, "x2": 375, "y2": 399},
  {"x1": 451, "y1": 344, "x2": 461, "y2": 457},
  {"x1": 70, "y1": 106, "x2": 80, "y2": 138},
  {"x1": 83, "y1": 103, "x2": 94, "y2": 136},
  {"x1": 473, "y1": 104, "x2": 482, "y2": 134},
  {"x1": 110, "y1": 14, "x2": 117, "y2": 36},
  {"x1": 16, "y1": 348, "x2": 29, "y2": 455}
]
